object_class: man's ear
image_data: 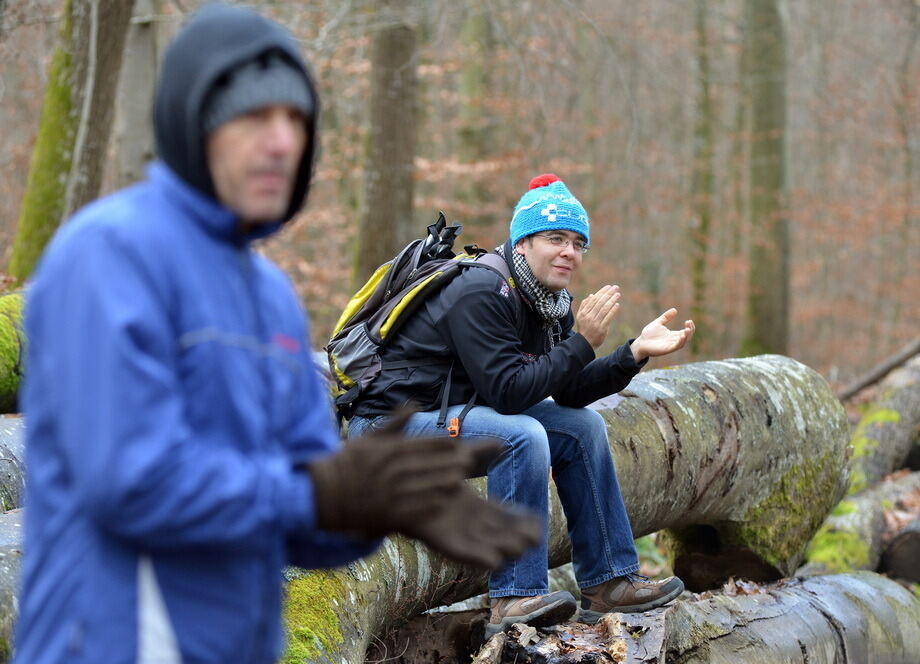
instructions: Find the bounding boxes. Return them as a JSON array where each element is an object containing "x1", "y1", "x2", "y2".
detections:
[{"x1": 514, "y1": 238, "x2": 528, "y2": 256}]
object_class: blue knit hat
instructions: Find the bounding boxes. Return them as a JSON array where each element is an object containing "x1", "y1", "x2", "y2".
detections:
[{"x1": 509, "y1": 174, "x2": 590, "y2": 247}]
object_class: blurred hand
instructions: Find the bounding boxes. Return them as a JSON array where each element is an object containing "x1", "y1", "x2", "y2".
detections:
[
  {"x1": 402, "y1": 486, "x2": 541, "y2": 569},
  {"x1": 630, "y1": 308, "x2": 695, "y2": 362},
  {"x1": 575, "y1": 285, "x2": 621, "y2": 350},
  {"x1": 307, "y1": 409, "x2": 503, "y2": 536}
]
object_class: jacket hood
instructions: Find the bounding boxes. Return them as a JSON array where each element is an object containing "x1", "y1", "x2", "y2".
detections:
[{"x1": 154, "y1": 2, "x2": 319, "y2": 223}]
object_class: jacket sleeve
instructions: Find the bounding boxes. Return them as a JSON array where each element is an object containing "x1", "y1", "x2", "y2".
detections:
[
  {"x1": 282, "y1": 305, "x2": 382, "y2": 565},
  {"x1": 438, "y1": 280, "x2": 596, "y2": 414},
  {"x1": 551, "y1": 336, "x2": 647, "y2": 408},
  {"x1": 27, "y1": 226, "x2": 320, "y2": 552}
]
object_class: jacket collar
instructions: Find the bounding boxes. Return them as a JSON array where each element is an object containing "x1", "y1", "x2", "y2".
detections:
[{"x1": 148, "y1": 161, "x2": 283, "y2": 244}]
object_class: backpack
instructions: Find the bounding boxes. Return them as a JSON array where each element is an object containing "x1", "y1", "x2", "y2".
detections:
[{"x1": 325, "y1": 212, "x2": 522, "y2": 432}]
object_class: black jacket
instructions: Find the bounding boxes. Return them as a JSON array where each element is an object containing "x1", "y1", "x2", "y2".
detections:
[{"x1": 353, "y1": 252, "x2": 646, "y2": 417}]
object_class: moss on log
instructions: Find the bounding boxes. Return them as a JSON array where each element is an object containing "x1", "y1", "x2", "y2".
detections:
[
  {"x1": 281, "y1": 355, "x2": 849, "y2": 662},
  {"x1": 0, "y1": 295, "x2": 23, "y2": 415},
  {"x1": 799, "y1": 471, "x2": 920, "y2": 575},
  {"x1": 611, "y1": 355, "x2": 849, "y2": 589},
  {"x1": 847, "y1": 356, "x2": 920, "y2": 493}
]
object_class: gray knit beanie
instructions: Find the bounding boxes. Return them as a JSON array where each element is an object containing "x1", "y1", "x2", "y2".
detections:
[{"x1": 202, "y1": 50, "x2": 314, "y2": 135}]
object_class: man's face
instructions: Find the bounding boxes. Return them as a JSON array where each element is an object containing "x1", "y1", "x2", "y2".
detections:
[
  {"x1": 206, "y1": 104, "x2": 308, "y2": 226},
  {"x1": 515, "y1": 229, "x2": 585, "y2": 292}
]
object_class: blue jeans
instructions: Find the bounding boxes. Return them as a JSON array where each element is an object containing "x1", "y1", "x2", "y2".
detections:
[{"x1": 349, "y1": 400, "x2": 640, "y2": 598}]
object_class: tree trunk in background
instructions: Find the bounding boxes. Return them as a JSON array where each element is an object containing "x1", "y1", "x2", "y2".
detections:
[
  {"x1": 739, "y1": 0, "x2": 789, "y2": 356},
  {"x1": 6, "y1": 0, "x2": 135, "y2": 285},
  {"x1": 111, "y1": 0, "x2": 157, "y2": 189},
  {"x1": 457, "y1": 4, "x2": 495, "y2": 230},
  {"x1": 276, "y1": 355, "x2": 849, "y2": 663},
  {"x1": 689, "y1": 0, "x2": 714, "y2": 357},
  {"x1": 354, "y1": 0, "x2": 418, "y2": 286}
]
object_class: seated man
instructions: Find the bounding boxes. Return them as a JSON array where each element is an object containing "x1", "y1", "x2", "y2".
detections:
[{"x1": 348, "y1": 174, "x2": 695, "y2": 636}]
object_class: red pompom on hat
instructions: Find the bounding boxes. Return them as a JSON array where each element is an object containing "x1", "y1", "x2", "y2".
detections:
[{"x1": 528, "y1": 174, "x2": 561, "y2": 190}]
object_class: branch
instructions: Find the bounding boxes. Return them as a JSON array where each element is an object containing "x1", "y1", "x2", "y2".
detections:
[{"x1": 837, "y1": 337, "x2": 920, "y2": 402}]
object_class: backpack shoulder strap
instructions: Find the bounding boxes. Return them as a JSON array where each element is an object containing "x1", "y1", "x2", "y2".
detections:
[{"x1": 459, "y1": 252, "x2": 525, "y2": 335}]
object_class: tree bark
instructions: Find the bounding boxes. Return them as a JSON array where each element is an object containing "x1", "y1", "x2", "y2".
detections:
[
  {"x1": 353, "y1": 0, "x2": 419, "y2": 287},
  {"x1": 278, "y1": 355, "x2": 849, "y2": 662},
  {"x1": 0, "y1": 295, "x2": 23, "y2": 415},
  {"x1": 0, "y1": 417, "x2": 25, "y2": 513},
  {"x1": 607, "y1": 573, "x2": 919, "y2": 664},
  {"x1": 6, "y1": 0, "x2": 135, "y2": 285},
  {"x1": 798, "y1": 471, "x2": 920, "y2": 576},
  {"x1": 881, "y1": 516, "x2": 920, "y2": 583},
  {"x1": 847, "y1": 355, "x2": 920, "y2": 494},
  {"x1": 0, "y1": 509, "x2": 22, "y2": 663}
]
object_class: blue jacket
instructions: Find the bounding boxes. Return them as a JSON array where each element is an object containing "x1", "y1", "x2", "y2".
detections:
[{"x1": 14, "y1": 162, "x2": 378, "y2": 664}]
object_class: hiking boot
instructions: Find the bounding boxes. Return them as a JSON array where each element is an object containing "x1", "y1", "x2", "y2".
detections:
[
  {"x1": 484, "y1": 590, "x2": 578, "y2": 638},
  {"x1": 578, "y1": 574, "x2": 684, "y2": 624}
]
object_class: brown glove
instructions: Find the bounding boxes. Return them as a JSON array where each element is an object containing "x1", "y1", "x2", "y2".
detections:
[
  {"x1": 401, "y1": 486, "x2": 542, "y2": 569},
  {"x1": 307, "y1": 410, "x2": 503, "y2": 537}
]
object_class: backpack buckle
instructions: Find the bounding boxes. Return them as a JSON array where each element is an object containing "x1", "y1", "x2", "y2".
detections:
[{"x1": 448, "y1": 417, "x2": 461, "y2": 438}]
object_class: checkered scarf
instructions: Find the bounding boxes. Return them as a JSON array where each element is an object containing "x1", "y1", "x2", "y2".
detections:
[{"x1": 497, "y1": 243, "x2": 572, "y2": 352}]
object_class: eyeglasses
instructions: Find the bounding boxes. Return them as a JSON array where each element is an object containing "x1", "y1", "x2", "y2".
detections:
[{"x1": 532, "y1": 233, "x2": 590, "y2": 254}]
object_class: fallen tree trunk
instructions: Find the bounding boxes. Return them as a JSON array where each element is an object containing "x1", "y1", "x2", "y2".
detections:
[
  {"x1": 280, "y1": 355, "x2": 849, "y2": 662},
  {"x1": 581, "y1": 572, "x2": 920, "y2": 664},
  {"x1": 0, "y1": 356, "x2": 850, "y2": 663},
  {"x1": 381, "y1": 572, "x2": 920, "y2": 663},
  {"x1": 0, "y1": 294, "x2": 23, "y2": 415},
  {"x1": 847, "y1": 355, "x2": 920, "y2": 494},
  {"x1": 0, "y1": 510, "x2": 21, "y2": 662},
  {"x1": 653, "y1": 572, "x2": 920, "y2": 664},
  {"x1": 798, "y1": 471, "x2": 920, "y2": 576},
  {"x1": 0, "y1": 417, "x2": 25, "y2": 513},
  {"x1": 881, "y1": 516, "x2": 920, "y2": 583}
]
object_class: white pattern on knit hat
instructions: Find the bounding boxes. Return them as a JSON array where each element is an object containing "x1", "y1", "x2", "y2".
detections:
[{"x1": 509, "y1": 174, "x2": 590, "y2": 247}]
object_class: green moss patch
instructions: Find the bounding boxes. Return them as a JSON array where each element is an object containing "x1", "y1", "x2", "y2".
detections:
[
  {"x1": 281, "y1": 571, "x2": 345, "y2": 662},
  {"x1": 726, "y1": 451, "x2": 844, "y2": 569},
  {"x1": 804, "y1": 526, "x2": 871, "y2": 573},
  {"x1": 848, "y1": 406, "x2": 901, "y2": 494},
  {"x1": 0, "y1": 293, "x2": 24, "y2": 413}
]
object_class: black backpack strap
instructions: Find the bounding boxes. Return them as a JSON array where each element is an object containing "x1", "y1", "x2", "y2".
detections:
[
  {"x1": 381, "y1": 357, "x2": 452, "y2": 370},
  {"x1": 436, "y1": 363, "x2": 455, "y2": 429},
  {"x1": 436, "y1": 362, "x2": 478, "y2": 438}
]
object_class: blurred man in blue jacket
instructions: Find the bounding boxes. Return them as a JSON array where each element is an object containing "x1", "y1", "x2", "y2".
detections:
[{"x1": 13, "y1": 5, "x2": 537, "y2": 663}]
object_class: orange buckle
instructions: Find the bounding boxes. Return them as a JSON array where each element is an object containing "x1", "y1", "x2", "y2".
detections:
[{"x1": 448, "y1": 417, "x2": 461, "y2": 438}]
